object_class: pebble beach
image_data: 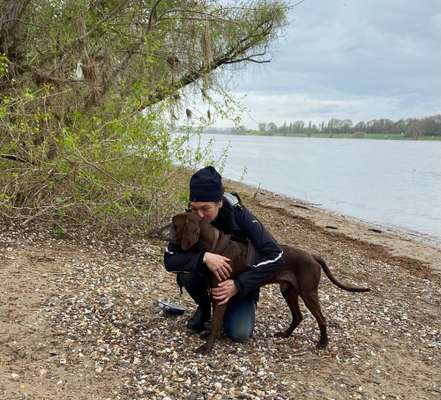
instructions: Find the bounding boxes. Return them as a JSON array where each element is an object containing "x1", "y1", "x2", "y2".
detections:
[{"x1": 1, "y1": 181, "x2": 440, "y2": 400}]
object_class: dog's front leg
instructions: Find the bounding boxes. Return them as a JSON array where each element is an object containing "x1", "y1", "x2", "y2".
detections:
[{"x1": 195, "y1": 302, "x2": 227, "y2": 354}]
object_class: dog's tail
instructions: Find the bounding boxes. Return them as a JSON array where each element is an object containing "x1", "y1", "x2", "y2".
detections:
[{"x1": 313, "y1": 255, "x2": 371, "y2": 292}]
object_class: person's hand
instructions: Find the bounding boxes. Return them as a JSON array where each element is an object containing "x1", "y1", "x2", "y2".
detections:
[
  {"x1": 203, "y1": 252, "x2": 232, "y2": 281},
  {"x1": 212, "y1": 279, "x2": 238, "y2": 305}
]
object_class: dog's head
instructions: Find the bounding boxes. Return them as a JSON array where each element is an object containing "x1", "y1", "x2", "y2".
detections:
[{"x1": 171, "y1": 212, "x2": 202, "y2": 251}]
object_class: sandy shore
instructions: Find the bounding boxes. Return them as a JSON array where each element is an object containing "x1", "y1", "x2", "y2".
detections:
[{"x1": 1, "y1": 182, "x2": 440, "y2": 399}]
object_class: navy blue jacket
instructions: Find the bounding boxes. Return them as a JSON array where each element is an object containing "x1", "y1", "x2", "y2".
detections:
[{"x1": 163, "y1": 194, "x2": 284, "y2": 296}]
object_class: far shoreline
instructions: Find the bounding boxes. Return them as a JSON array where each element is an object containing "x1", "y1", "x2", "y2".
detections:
[{"x1": 203, "y1": 131, "x2": 441, "y2": 141}]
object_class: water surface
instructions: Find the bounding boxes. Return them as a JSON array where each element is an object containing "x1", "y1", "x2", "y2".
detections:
[{"x1": 190, "y1": 134, "x2": 441, "y2": 241}]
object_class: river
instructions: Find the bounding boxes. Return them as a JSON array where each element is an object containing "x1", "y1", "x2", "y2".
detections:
[{"x1": 188, "y1": 134, "x2": 441, "y2": 242}]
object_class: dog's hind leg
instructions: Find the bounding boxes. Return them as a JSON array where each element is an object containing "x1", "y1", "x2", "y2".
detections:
[
  {"x1": 300, "y1": 290, "x2": 328, "y2": 349},
  {"x1": 276, "y1": 284, "x2": 302, "y2": 338}
]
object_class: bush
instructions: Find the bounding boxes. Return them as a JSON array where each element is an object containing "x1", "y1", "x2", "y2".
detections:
[{"x1": 0, "y1": 91, "x2": 213, "y2": 233}]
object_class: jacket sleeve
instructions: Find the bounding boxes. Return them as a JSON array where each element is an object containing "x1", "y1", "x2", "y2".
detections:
[
  {"x1": 163, "y1": 241, "x2": 205, "y2": 274},
  {"x1": 233, "y1": 206, "x2": 284, "y2": 295}
]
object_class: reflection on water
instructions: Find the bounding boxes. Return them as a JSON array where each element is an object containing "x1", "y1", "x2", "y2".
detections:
[{"x1": 190, "y1": 134, "x2": 441, "y2": 240}]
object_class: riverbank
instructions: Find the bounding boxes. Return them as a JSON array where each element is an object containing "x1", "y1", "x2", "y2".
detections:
[{"x1": 1, "y1": 180, "x2": 440, "y2": 399}]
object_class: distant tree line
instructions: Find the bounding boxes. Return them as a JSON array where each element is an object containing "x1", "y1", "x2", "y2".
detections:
[{"x1": 251, "y1": 115, "x2": 441, "y2": 137}]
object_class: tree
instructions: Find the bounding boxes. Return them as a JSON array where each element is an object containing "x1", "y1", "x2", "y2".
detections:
[
  {"x1": 267, "y1": 121, "x2": 277, "y2": 133},
  {"x1": 281, "y1": 121, "x2": 287, "y2": 134},
  {"x1": 405, "y1": 121, "x2": 421, "y2": 139},
  {"x1": 354, "y1": 121, "x2": 366, "y2": 132},
  {"x1": 1, "y1": 1, "x2": 287, "y2": 114},
  {"x1": 231, "y1": 125, "x2": 246, "y2": 134},
  {"x1": 341, "y1": 119, "x2": 353, "y2": 131},
  {"x1": 0, "y1": 0, "x2": 288, "y2": 228},
  {"x1": 258, "y1": 122, "x2": 267, "y2": 132},
  {"x1": 292, "y1": 120, "x2": 304, "y2": 133}
]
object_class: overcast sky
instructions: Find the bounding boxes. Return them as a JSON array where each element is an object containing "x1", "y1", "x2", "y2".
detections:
[{"x1": 214, "y1": 0, "x2": 441, "y2": 128}]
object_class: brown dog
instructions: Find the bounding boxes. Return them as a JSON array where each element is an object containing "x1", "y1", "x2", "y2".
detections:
[{"x1": 171, "y1": 212, "x2": 370, "y2": 354}]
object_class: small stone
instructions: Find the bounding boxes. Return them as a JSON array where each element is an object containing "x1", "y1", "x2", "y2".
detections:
[{"x1": 10, "y1": 373, "x2": 20, "y2": 381}]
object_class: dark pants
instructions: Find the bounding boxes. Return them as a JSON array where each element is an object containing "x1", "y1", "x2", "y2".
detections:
[{"x1": 178, "y1": 272, "x2": 256, "y2": 343}]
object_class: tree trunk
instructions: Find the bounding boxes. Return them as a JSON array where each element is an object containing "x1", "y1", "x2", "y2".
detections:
[{"x1": 0, "y1": 0, "x2": 31, "y2": 67}]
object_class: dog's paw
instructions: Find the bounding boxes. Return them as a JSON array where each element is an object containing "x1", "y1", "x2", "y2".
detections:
[
  {"x1": 199, "y1": 329, "x2": 210, "y2": 339},
  {"x1": 195, "y1": 343, "x2": 213, "y2": 355},
  {"x1": 316, "y1": 340, "x2": 328, "y2": 350}
]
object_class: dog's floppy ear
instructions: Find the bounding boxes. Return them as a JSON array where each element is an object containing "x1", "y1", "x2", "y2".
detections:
[
  {"x1": 172, "y1": 214, "x2": 186, "y2": 238},
  {"x1": 180, "y1": 215, "x2": 201, "y2": 251}
]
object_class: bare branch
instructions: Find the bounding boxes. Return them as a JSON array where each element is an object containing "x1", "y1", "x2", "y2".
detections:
[
  {"x1": 137, "y1": 17, "x2": 276, "y2": 109},
  {"x1": 0, "y1": 153, "x2": 34, "y2": 164},
  {"x1": 224, "y1": 56, "x2": 271, "y2": 64},
  {"x1": 148, "y1": 0, "x2": 164, "y2": 32}
]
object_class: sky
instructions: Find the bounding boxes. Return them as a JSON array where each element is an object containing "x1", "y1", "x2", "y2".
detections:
[{"x1": 213, "y1": 0, "x2": 441, "y2": 128}]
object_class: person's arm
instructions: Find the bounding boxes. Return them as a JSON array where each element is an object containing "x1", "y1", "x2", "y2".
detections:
[
  {"x1": 164, "y1": 242, "x2": 232, "y2": 280},
  {"x1": 163, "y1": 241, "x2": 204, "y2": 273},
  {"x1": 233, "y1": 206, "x2": 284, "y2": 295}
]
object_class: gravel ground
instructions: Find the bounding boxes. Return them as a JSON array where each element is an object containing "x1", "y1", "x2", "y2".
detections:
[{"x1": 1, "y1": 189, "x2": 440, "y2": 400}]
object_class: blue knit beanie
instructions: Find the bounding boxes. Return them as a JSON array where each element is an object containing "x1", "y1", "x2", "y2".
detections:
[{"x1": 189, "y1": 166, "x2": 224, "y2": 202}]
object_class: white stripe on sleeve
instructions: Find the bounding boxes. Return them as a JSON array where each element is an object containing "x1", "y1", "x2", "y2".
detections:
[
  {"x1": 251, "y1": 250, "x2": 283, "y2": 268},
  {"x1": 164, "y1": 246, "x2": 174, "y2": 255}
]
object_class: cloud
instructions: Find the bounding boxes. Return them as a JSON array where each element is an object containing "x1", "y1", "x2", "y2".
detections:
[
  {"x1": 222, "y1": 91, "x2": 404, "y2": 126},
  {"x1": 214, "y1": 0, "x2": 441, "y2": 127}
]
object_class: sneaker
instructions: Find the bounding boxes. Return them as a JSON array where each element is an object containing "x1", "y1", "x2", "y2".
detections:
[{"x1": 186, "y1": 305, "x2": 211, "y2": 332}]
